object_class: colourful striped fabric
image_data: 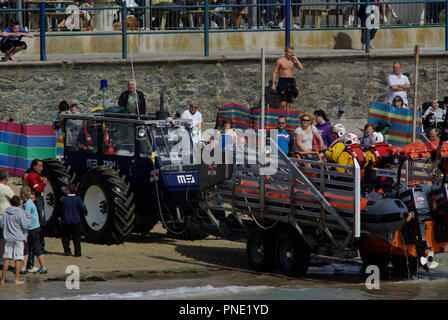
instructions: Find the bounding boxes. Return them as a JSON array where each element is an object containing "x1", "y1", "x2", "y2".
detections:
[
  {"x1": 0, "y1": 121, "x2": 57, "y2": 176},
  {"x1": 216, "y1": 103, "x2": 253, "y2": 130},
  {"x1": 367, "y1": 101, "x2": 423, "y2": 146},
  {"x1": 252, "y1": 107, "x2": 301, "y2": 131},
  {"x1": 217, "y1": 103, "x2": 300, "y2": 131}
]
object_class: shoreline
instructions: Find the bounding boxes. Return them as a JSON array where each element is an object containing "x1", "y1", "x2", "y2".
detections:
[{"x1": 5, "y1": 222, "x2": 251, "y2": 284}]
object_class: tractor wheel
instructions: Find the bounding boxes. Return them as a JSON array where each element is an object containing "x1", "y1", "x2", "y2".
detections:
[
  {"x1": 42, "y1": 158, "x2": 71, "y2": 236},
  {"x1": 246, "y1": 231, "x2": 275, "y2": 272},
  {"x1": 275, "y1": 229, "x2": 310, "y2": 277},
  {"x1": 78, "y1": 166, "x2": 135, "y2": 244}
]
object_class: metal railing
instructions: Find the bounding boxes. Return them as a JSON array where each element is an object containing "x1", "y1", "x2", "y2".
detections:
[{"x1": 0, "y1": 0, "x2": 446, "y2": 59}]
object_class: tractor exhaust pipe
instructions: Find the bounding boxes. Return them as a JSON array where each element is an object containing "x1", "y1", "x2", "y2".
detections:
[{"x1": 156, "y1": 86, "x2": 169, "y2": 120}]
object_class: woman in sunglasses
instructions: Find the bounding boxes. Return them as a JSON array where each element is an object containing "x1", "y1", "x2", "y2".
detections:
[
  {"x1": 391, "y1": 96, "x2": 406, "y2": 109},
  {"x1": 295, "y1": 112, "x2": 324, "y2": 152}
]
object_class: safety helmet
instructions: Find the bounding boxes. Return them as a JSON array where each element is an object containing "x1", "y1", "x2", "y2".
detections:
[
  {"x1": 330, "y1": 123, "x2": 346, "y2": 137},
  {"x1": 368, "y1": 131, "x2": 384, "y2": 145},
  {"x1": 343, "y1": 133, "x2": 360, "y2": 146}
]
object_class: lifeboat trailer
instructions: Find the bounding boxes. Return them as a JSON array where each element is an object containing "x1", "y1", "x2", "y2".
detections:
[{"x1": 195, "y1": 140, "x2": 427, "y2": 277}]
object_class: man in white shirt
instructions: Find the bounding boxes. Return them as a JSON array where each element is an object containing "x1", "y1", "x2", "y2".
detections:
[
  {"x1": 181, "y1": 102, "x2": 203, "y2": 145},
  {"x1": 0, "y1": 169, "x2": 14, "y2": 265},
  {"x1": 387, "y1": 62, "x2": 410, "y2": 106},
  {"x1": 0, "y1": 170, "x2": 14, "y2": 218}
]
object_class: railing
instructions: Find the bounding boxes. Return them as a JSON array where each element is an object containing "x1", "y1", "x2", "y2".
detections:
[{"x1": 0, "y1": 0, "x2": 447, "y2": 59}]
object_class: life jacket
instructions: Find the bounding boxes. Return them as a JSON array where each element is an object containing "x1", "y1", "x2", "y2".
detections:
[
  {"x1": 369, "y1": 142, "x2": 392, "y2": 168},
  {"x1": 103, "y1": 130, "x2": 115, "y2": 155},
  {"x1": 83, "y1": 122, "x2": 93, "y2": 147},
  {"x1": 344, "y1": 144, "x2": 366, "y2": 167}
]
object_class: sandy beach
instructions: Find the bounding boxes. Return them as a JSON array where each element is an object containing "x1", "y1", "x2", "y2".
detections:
[
  {"x1": 18, "y1": 223, "x2": 249, "y2": 282},
  {"x1": 0, "y1": 176, "x2": 249, "y2": 284}
]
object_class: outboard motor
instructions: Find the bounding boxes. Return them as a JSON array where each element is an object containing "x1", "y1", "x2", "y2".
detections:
[{"x1": 399, "y1": 186, "x2": 432, "y2": 270}]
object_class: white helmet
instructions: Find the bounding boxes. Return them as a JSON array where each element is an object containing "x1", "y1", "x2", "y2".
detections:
[
  {"x1": 331, "y1": 123, "x2": 346, "y2": 137},
  {"x1": 368, "y1": 131, "x2": 384, "y2": 145},
  {"x1": 343, "y1": 133, "x2": 360, "y2": 146}
]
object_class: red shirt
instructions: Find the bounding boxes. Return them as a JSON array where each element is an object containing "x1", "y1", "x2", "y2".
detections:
[{"x1": 25, "y1": 171, "x2": 47, "y2": 193}]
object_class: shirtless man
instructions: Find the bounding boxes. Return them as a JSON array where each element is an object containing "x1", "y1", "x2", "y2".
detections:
[{"x1": 271, "y1": 46, "x2": 304, "y2": 110}]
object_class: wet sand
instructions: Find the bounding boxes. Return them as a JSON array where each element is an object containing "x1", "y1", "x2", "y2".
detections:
[{"x1": 4, "y1": 223, "x2": 252, "y2": 283}]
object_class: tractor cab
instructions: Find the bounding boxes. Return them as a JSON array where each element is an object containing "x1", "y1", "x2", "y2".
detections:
[{"x1": 46, "y1": 112, "x2": 201, "y2": 244}]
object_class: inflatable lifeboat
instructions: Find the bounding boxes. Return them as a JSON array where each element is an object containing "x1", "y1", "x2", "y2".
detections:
[{"x1": 235, "y1": 179, "x2": 408, "y2": 234}]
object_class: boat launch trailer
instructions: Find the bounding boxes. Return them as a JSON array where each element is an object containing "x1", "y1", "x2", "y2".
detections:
[{"x1": 195, "y1": 140, "x2": 446, "y2": 277}]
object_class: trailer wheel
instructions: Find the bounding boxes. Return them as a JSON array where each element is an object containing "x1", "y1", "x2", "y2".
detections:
[
  {"x1": 275, "y1": 230, "x2": 310, "y2": 277},
  {"x1": 390, "y1": 255, "x2": 418, "y2": 276},
  {"x1": 246, "y1": 231, "x2": 275, "y2": 272},
  {"x1": 78, "y1": 166, "x2": 135, "y2": 244},
  {"x1": 359, "y1": 250, "x2": 391, "y2": 271},
  {"x1": 42, "y1": 158, "x2": 71, "y2": 236}
]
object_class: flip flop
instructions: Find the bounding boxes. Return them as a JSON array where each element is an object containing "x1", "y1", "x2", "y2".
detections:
[{"x1": 34, "y1": 269, "x2": 48, "y2": 274}]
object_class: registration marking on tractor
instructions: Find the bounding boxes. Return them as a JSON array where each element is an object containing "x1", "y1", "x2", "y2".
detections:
[{"x1": 177, "y1": 174, "x2": 195, "y2": 184}]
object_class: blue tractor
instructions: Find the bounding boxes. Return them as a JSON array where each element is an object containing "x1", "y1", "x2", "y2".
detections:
[{"x1": 44, "y1": 107, "x2": 202, "y2": 244}]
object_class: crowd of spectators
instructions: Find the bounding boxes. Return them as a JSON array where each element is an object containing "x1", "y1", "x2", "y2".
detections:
[{"x1": 0, "y1": 0, "x2": 445, "y2": 32}]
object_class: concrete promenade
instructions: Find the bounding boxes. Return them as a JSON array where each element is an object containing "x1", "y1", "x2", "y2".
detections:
[{"x1": 3, "y1": 46, "x2": 448, "y2": 64}]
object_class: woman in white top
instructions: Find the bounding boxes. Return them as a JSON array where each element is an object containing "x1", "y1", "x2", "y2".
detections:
[{"x1": 295, "y1": 112, "x2": 324, "y2": 152}]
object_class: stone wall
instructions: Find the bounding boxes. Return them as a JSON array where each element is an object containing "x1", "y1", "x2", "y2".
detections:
[{"x1": 0, "y1": 53, "x2": 447, "y2": 128}]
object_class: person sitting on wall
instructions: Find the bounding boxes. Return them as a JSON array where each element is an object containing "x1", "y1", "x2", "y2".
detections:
[{"x1": 0, "y1": 21, "x2": 34, "y2": 62}]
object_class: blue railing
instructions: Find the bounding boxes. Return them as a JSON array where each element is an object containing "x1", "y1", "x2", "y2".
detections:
[{"x1": 0, "y1": 0, "x2": 446, "y2": 60}]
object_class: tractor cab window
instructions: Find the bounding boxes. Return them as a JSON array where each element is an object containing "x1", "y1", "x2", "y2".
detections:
[
  {"x1": 65, "y1": 118, "x2": 82, "y2": 151},
  {"x1": 102, "y1": 122, "x2": 135, "y2": 157},
  {"x1": 76, "y1": 120, "x2": 99, "y2": 153},
  {"x1": 154, "y1": 126, "x2": 195, "y2": 171},
  {"x1": 138, "y1": 132, "x2": 153, "y2": 158}
]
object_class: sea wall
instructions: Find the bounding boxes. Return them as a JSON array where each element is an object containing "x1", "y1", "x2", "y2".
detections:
[{"x1": 0, "y1": 52, "x2": 447, "y2": 127}]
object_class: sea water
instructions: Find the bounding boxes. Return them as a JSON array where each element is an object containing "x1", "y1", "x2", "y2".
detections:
[{"x1": 2, "y1": 258, "x2": 448, "y2": 300}]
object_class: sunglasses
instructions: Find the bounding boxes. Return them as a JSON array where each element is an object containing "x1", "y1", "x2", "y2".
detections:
[
  {"x1": 393, "y1": 99, "x2": 402, "y2": 103},
  {"x1": 301, "y1": 119, "x2": 310, "y2": 122},
  {"x1": 278, "y1": 122, "x2": 286, "y2": 124}
]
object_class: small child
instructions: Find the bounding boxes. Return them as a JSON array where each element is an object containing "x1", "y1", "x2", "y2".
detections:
[
  {"x1": 61, "y1": 184, "x2": 88, "y2": 257},
  {"x1": 20, "y1": 187, "x2": 47, "y2": 274},
  {"x1": 70, "y1": 103, "x2": 81, "y2": 115},
  {"x1": 0, "y1": 195, "x2": 31, "y2": 284},
  {"x1": 360, "y1": 123, "x2": 376, "y2": 146}
]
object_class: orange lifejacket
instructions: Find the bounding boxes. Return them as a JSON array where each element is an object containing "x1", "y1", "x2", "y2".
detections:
[
  {"x1": 345, "y1": 144, "x2": 366, "y2": 167},
  {"x1": 84, "y1": 122, "x2": 93, "y2": 147},
  {"x1": 369, "y1": 142, "x2": 392, "y2": 168},
  {"x1": 103, "y1": 131, "x2": 115, "y2": 154}
]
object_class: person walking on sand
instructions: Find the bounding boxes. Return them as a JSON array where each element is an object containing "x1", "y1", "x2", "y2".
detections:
[
  {"x1": 0, "y1": 169, "x2": 14, "y2": 266},
  {"x1": 20, "y1": 187, "x2": 47, "y2": 275},
  {"x1": 271, "y1": 46, "x2": 304, "y2": 111},
  {"x1": 25, "y1": 159, "x2": 48, "y2": 254},
  {"x1": 1, "y1": 196, "x2": 31, "y2": 284},
  {"x1": 60, "y1": 184, "x2": 87, "y2": 257}
]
